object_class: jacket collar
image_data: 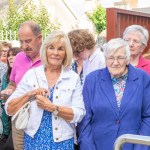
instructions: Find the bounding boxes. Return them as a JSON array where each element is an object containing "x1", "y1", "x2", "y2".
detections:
[
  {"x1": 100, "y1": 64, "x2": 138, "y2": 118},
  {"x1": 37, "y1": 65, "x2": 70, "y2": 83},
  {"x1": 88, "y1": 49, "x2": 99, "y2": 62}
]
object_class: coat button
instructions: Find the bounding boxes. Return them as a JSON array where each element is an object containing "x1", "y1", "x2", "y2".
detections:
[
  {"x1": 116, "y1": 120, "x2": 120, "y2": 124},
  {"x1": 56, "y1": 87, "x2": 58, "y2": 89},
  {"x1": 55, "y1": 116, "x2": 57, "y2": 120},
  {"x1": 56, "y1": 138, "x2": 59, "y2": 141},
  {"x1": 55, "y1": 127, "x2": 58, "y2": 130},
  {"x1": 56, "y1": 96, "x2": 58, "y2": 99}
]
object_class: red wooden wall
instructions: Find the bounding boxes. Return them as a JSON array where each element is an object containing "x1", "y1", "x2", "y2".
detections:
[{"x1": 106, "y1": 8, "x2": 150, "y2": 59}]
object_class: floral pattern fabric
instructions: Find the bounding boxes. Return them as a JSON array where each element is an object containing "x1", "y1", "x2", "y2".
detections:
[
  {"x1": 111, "y1": 74, "x2": 128, "y2": 108},
  {"x1": 23, "y1": 86, "x2": 74, "y2": 150},
  {"x1": 71, "y1": 61, "x2": 83, "y2": 85}
]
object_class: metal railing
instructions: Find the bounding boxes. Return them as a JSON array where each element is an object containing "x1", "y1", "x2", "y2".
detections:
[
  {"x1": 114, "y1": 134, "x2": 150, "y2": 150},
  {"x1": 0, "y1": 30, "x2": 49, "y2": 41}
]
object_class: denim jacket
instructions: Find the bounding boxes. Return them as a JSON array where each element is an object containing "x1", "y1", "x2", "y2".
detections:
[{"x1": 5, "y1": 65, "x2": 85, "y2": 142}]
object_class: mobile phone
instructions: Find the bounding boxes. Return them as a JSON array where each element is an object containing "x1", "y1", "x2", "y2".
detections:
[{"x1": 0, "y1": 94, "x2": 10, "y2": 100}]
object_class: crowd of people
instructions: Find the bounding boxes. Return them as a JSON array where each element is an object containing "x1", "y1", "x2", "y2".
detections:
[{"x1": 0, "y1": 21, "x2": 150, "y2": 150}]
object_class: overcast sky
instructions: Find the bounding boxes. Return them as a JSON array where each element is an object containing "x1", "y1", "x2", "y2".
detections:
[{"x1": 67, "y1": 0, "x2": 85, "y2": 17}]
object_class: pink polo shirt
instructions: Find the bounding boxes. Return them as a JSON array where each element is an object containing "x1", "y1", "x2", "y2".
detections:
[{"x1": 10, "y1": 52, "x2": 42, "y2": 86}]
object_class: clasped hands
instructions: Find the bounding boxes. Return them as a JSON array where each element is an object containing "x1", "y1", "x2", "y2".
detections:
[{"x1": 28, "y1": 88, "x2": 55, "y2": 111}]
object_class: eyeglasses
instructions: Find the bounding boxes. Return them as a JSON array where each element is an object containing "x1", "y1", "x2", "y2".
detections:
[
  {"x1": 106, "y1": 56, "x2": 127, "y2": 63},
  {"x1": 124, "y1": 39, "x2": 142, "y2": 45},
  {"x1": 8, "y1": 54, "x2": 15, "y2": 57},
  {"x1": 2, "y1": 50, "x2": 8, "y2": 53}
]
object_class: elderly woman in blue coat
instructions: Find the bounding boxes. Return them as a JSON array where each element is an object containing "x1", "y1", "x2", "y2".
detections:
[{"x1": 78, "y1": 38, "x2": 150, "y2": 150}]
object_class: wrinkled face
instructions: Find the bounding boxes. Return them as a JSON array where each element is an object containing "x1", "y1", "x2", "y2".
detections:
[
  {"x1": 106, "y1": 47, "x2": 128, "y2": 78},
  {"x1": 46, "y1": 40, "x2": 66, "y2": 68},
  {"x1": 8, "y1": 51, "x2": 15, "y2": 68},
  {"x1": 124, "y1": 32, "x2": 145, "y2": 57},
  {"x1": 18, "y1": 25, "x2": 42, "y2": 59}
]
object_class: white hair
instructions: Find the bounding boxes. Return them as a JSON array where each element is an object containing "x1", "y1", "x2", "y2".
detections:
[
  {"x1": 103, "y1": 38, "x2": 130, "y2": 60},
  {"x1": 123, "y1": 25, "x2": 149, "y2": 46}
]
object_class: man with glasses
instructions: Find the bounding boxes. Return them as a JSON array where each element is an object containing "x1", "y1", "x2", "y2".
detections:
[
  {"x1": 0, "y1": 41, "x2": 12, "y2": 64},
  {"x1": 123, "y1": 24, "x2": 150, "y2": 74},
  {"x1": 1, "y1": 21, "x2": 42, "y2": 150}
]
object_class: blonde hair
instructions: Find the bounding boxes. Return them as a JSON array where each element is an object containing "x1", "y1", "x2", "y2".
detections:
[{"x1": 40, "y1": 31, "x2": 73, "y2": 68}]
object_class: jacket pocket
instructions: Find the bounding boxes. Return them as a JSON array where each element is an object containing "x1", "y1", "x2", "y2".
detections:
[{"x1": 59, "y1": 86, "x2": 75, "y2": 105}]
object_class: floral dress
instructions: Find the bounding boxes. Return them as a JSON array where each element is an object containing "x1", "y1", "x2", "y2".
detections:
[
  {"x1": 23, "y1": 86, "x2": 74, "y2": 150},
  {"x1": 71, "y1": 61, "x2": 83, "y2": 85}
]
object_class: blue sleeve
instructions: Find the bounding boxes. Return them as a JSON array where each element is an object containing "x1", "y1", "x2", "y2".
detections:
[
  {"x1": 77, "y1": 76, "x2": 96, "y2": 150},
  {"x1": 134, "y1": 73, "x2": 150, "y2": 150}
]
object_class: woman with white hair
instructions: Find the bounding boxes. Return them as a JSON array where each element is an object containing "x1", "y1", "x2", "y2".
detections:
[
  {"x1": 78, "y1": 38, "x2": 150, "y2": 150},
  {"x1": 123, "y1": 24, "x2": 150, "y2": 74}
]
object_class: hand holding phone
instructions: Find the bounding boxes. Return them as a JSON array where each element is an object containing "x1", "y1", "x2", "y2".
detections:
[{"x1": 0, "y1": 93, "x2": 10, "y2": 100}]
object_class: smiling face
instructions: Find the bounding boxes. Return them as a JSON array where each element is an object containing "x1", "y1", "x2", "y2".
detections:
[
  {"x1": 46, "y1": 39, "x2": 66, "y2": 68},
  {"x1": 106, "y1": 47, "x2": 129, "y2": 78}
]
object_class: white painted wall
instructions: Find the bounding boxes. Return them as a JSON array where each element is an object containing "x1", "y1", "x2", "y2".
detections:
[{"x1": 38, "y1": 0, "x2": 78, "y2": 33}]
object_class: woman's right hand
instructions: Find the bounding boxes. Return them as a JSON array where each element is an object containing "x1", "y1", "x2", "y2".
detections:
[{"x1": 27, "y1": 88, "x2": 49, "y2": 101}]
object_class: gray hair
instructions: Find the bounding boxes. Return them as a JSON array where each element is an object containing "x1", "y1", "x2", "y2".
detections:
[
  {"x1": 123, "y1": 25, "x2": 149, "y2": 46},
  {"x1": 40, "y1": 31, "x2": 73, "y2": 68},
  {"x1": 19, "y1": 21, "x2": 42, "y2": 36},
  {"x1": 103, "y1": 38, "x2": 130, "y2": 60}
]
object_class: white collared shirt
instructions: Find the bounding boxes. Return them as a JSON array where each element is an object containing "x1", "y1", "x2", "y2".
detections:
[
  {"x1": 83, "y1": 49, "x2": 105, "y2": 81},
  {"x1": 5, "y1": 65, "x2": 85, "y2": 142}
]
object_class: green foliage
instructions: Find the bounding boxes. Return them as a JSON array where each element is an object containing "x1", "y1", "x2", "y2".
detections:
[
  {"x1": 87, "y1": 5, "x2": 106, "y2": 34},
  {"x1": 0, "y1": 0, "x2": 60, "y2": 40},
  {"x1": 36, "y1": 0, "x2": 60, "y2": 37}
]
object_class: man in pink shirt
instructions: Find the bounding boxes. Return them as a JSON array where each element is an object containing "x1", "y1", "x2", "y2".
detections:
[
  {"x1": 1, "y1": 21, "x2": 42, "y2": 150},
  {"x1": 10, "y1": 48, "x2": 41, "y2": 86},
  {"x1": 2, "y1": 21, "x2": 42, "y2": 93}
]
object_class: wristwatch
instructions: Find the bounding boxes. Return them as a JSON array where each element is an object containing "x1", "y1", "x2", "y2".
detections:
[{"x1": 53, "y1": 106, "x2": 59, "y2": 115}]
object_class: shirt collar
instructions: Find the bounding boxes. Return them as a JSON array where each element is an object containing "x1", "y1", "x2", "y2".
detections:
[
  {"x1": 88, "y1": 49, "x2": 99, "y2": 62},
  {"x1": 38, "y1": 65, "x2": 70, "y2": 82}
]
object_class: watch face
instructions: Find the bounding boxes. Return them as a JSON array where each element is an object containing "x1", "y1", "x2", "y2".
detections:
[
  {"x1": 53, "y1": 109, "x2": 58, "y2": 115},
  {"x1": 53, "y1": 106, "x2": 59, "y2": 115}
]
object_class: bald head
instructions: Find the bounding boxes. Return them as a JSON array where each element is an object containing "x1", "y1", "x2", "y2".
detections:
[
  {"x1": 18, "y1": 21, "x2": 42, "y2": 61},
  {"x1": 19, "y1": 21, "x2": 41, "y2": 36}
]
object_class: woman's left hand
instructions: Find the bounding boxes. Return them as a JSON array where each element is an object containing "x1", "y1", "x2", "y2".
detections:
[{"x1": 35, "y1": 95, "x2": 55, "y2": 112}]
